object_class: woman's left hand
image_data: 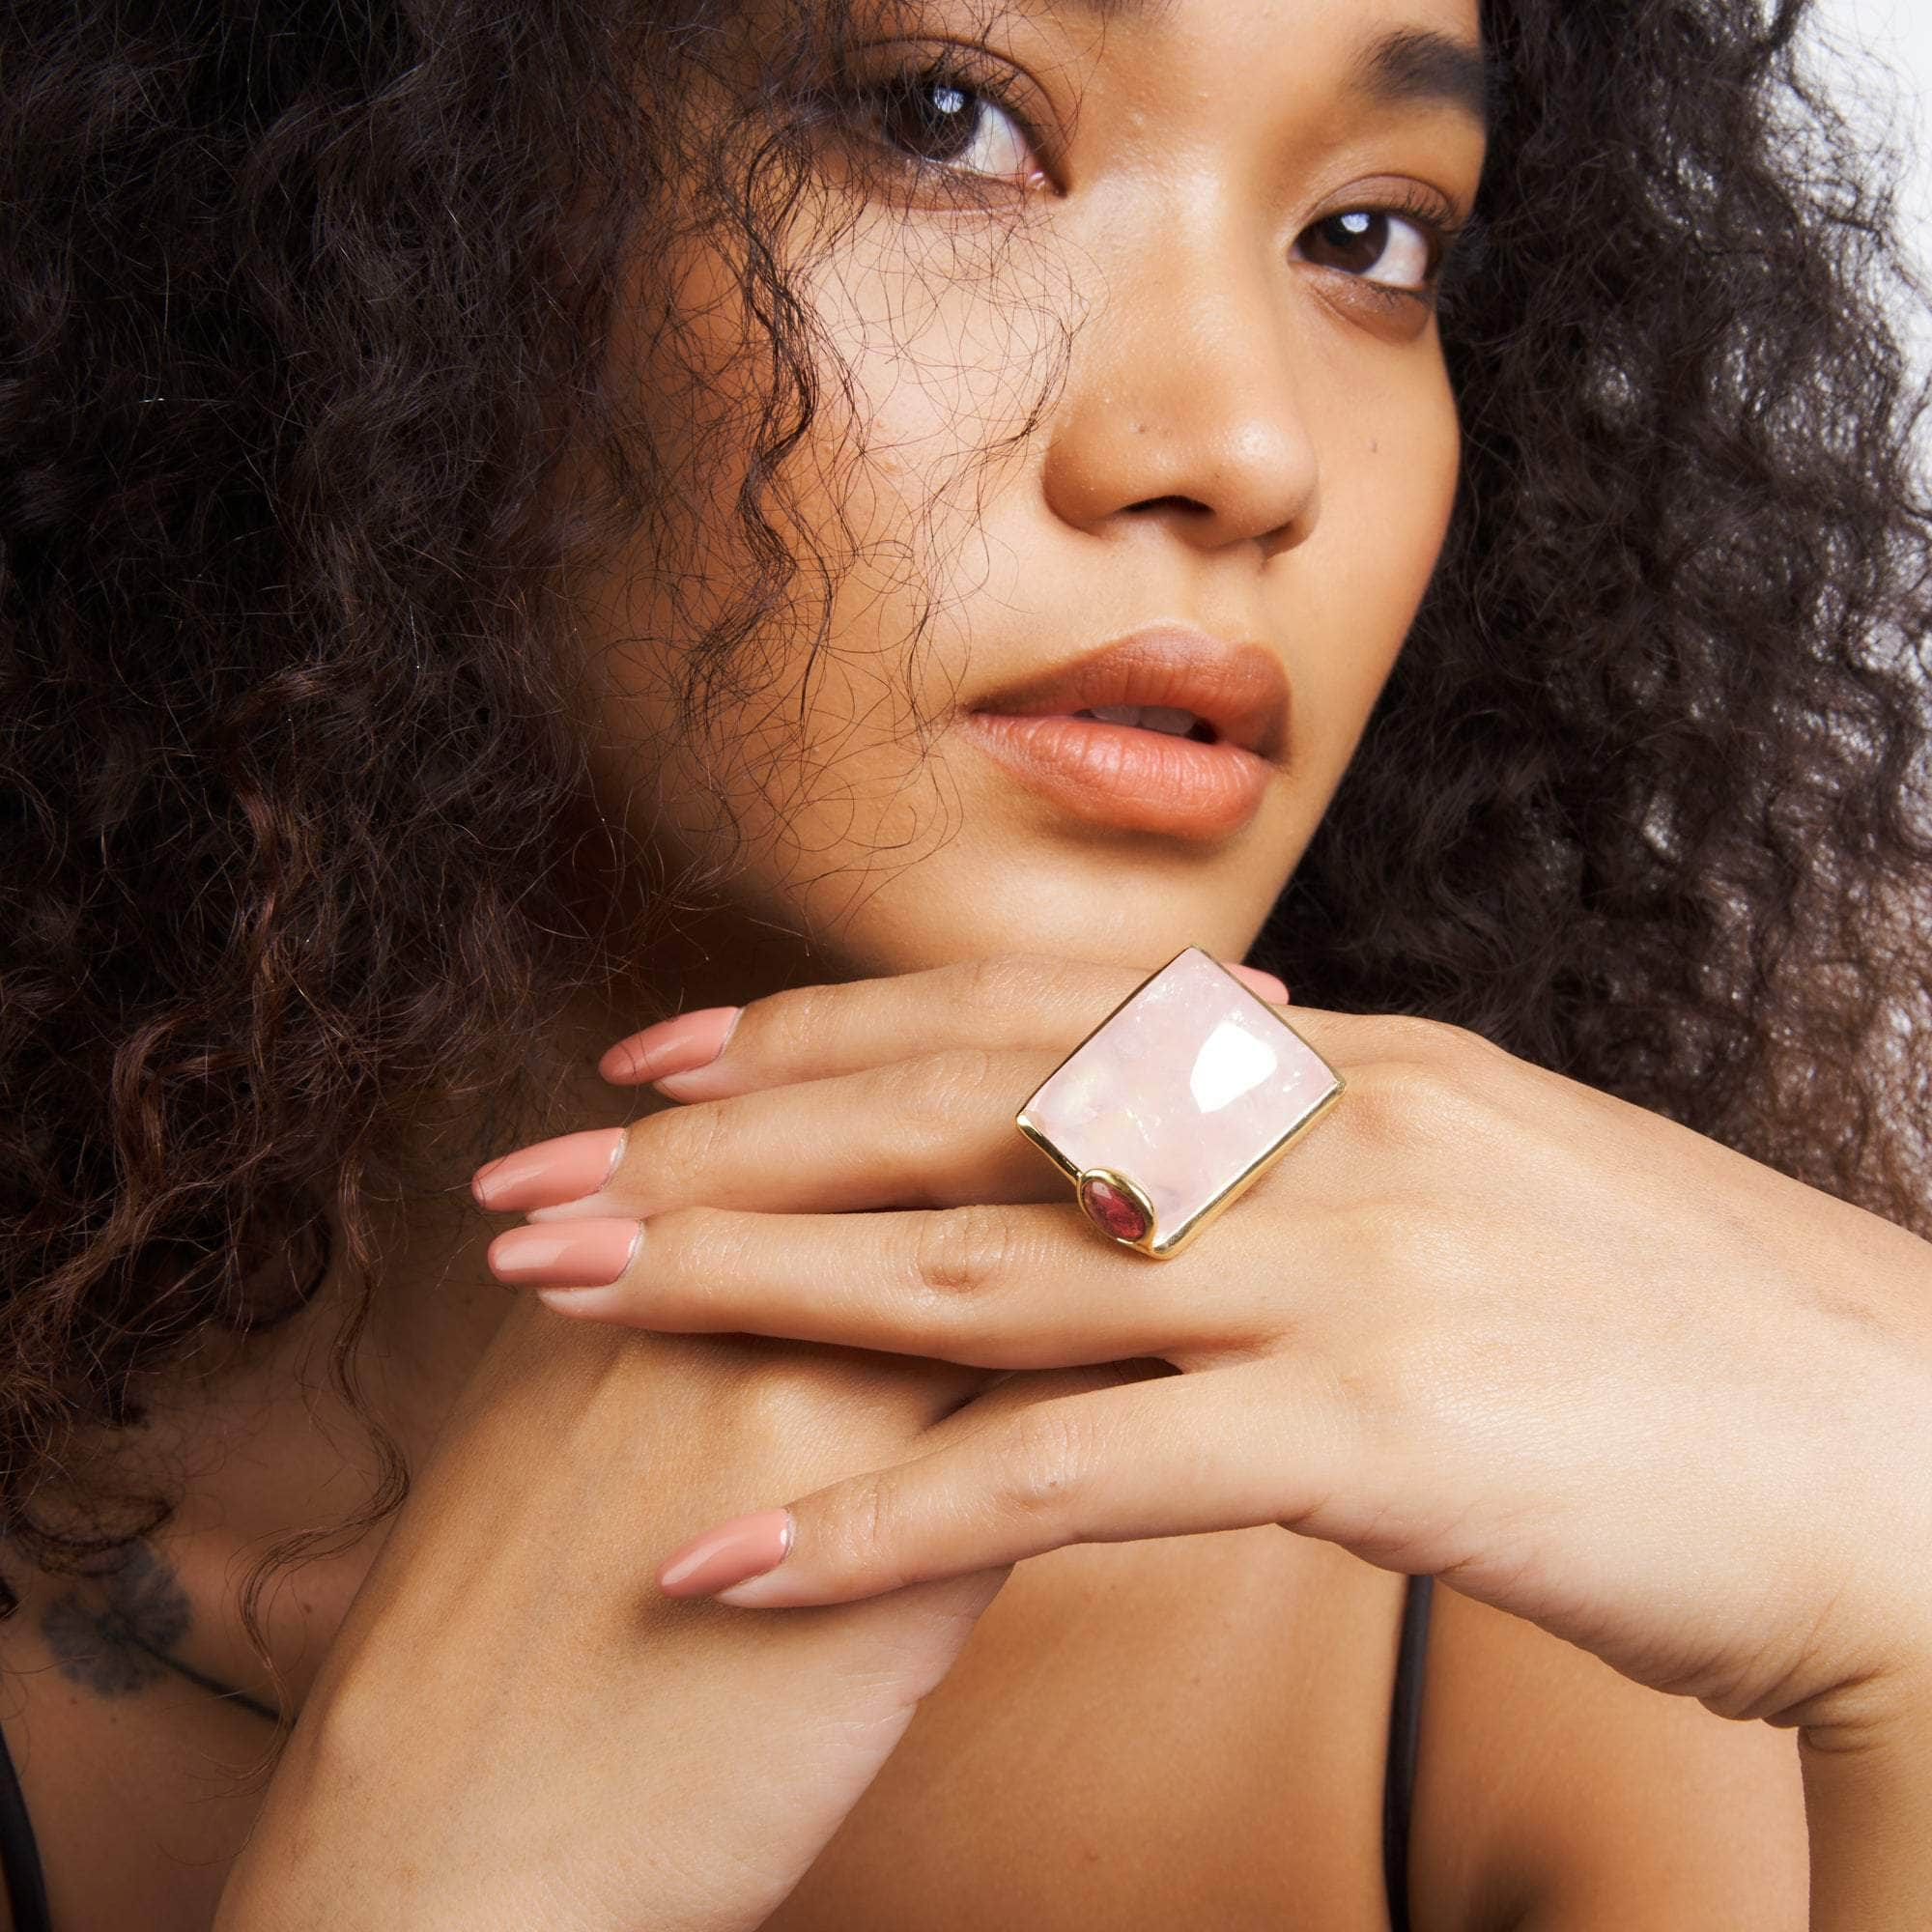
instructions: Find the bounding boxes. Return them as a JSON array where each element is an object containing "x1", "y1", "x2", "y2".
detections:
[{"x1": 478, "y1": 952, "x2": 1932, "y2": 1749}]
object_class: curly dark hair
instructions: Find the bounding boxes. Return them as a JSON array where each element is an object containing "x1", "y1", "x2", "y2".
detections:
[{"x1": 4, "y1": 0, "x2": 1930, "y2": 1698}]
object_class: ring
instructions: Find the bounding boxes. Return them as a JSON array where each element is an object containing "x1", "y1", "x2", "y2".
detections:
[{"x1": 1014, "y1": 946, "x2": 1345, "y2": 1261}]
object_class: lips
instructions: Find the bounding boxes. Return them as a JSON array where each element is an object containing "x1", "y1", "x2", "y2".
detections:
[
  {"x1": 960, "y1": 624, "x2": 1291, "y2": 838},
  {"x1": 966, "y1": 626, "x2": 1291, "y2": 760}
]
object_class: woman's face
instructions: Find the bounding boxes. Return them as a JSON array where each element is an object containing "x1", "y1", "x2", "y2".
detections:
[{"x1": 572, "y1": 0, "x2": 1488, "y2": 993}]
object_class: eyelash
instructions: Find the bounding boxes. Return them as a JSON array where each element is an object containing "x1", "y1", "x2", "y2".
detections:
[{"x1": 818, "y1": 47, "x2": 1482, "y2": 317}]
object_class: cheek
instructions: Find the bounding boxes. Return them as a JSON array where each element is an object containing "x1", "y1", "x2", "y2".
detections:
[
  {"x1": 570, "y1": 213, "x2": 1059, "y2": 876},
  {"x1": 562, "y1": 231, "x2": 893, "y2": 873},
  {"x1": 1290, "y1": 363, "x2": 1461, "y2": 786},
  {"x1": 562, "y1": 180, "x2": 1462, "y2": 929}
]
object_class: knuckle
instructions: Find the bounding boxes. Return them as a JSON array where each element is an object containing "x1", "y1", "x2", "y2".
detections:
[
  {"x1": 1328, "y1": 1330, "x2": 1411, "y2": 1448},
  {"x1": 631, "y1": 1204, "x2": 735, "y2": 1309},
  {"x1": 952, "y1": 952, "x2": 1165, "y2": 1058},
  {"x1": 898, "y1": 1047, "x2": 1001, "y2": 1128},
  {"x1": 721, "y1": 1344, "x2": 862, "y2": 1435},
  {"x1": 908, "y1": 1202, "x2": 1014, "y2": 1300},
  {"x1": 1333, "y1": 1208, "x2": 1480, "y2": 1429},
  {"x1": 1356, "y1": 1194, "x2": 1464, "y2": 1281},
  {"x1": 844, "y1": 1468, "x2": 915, "y2": 1590},
  {"x1": 955, "y1": 952, "x2": 1061, "y2": 1022},
  {"x1": 828, "y1": 1468, "x2": 952, "y2": 1603},
  {"x1": 638, "y1": 1097, "x2": 730, "y2": 1194},
  {"x1": 892, "y1": 1050, "x2": 1004, "y2": 1191},
  {"x1": 1334, "y1": 1058, "x2": 1415, "y2": 1150},
  {"x1": 1406, "y1": 1060, "x2": 1504, "y2": 1149},
  {"x1": 753, "y1": 979, "x2": 843, "y2": 1064},
  {"x1": 1350, "y1": 1327, "x2": 1464, "y2": 1476},
  {"x1": 1365, "y1": 1010, "x2": 1461, "y2": 1068},
  {"x1": 1349, "y1": 1021, "x2": 1504, "y2": 1152},
  {"x1": 997, "y1": 1403, "x2": 1094, "y2": 1523},
  {"x1": 1427, "y1": 1017, "x2": 1513, "y2": 1087}
]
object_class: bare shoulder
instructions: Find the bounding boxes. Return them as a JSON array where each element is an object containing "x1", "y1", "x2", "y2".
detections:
[
  {"x1": 776, "y1": 1524, "x2": 1412, "y2": 1930},
  {"x1": 1410, "y1": 1582, "x2": 1809, "y2": 1932},
  {"x1": 0, "y1": 1555, "x2": 266, "y2": 1932}
]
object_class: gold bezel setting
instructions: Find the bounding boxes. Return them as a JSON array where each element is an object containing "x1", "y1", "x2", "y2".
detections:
[
  {"x1": 1073, "y1": 1165, "x2": 1158, "y2": 1254},
  {"x1": 1014, "y1": 947, "x2": 1345, "y2": 1262}
]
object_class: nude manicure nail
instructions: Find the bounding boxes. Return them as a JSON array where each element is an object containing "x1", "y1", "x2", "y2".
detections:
[
  {"x1": 657, "y1": 1508, "x2": 794, "y2": 1597},
  {"x1": 1223, "y1": 961, "x2": 1290, "y2": 1004},
  {"x1": 486, "y1": 1217, "x2": 641, "y2": 1288},
  {"x1": 471, "y1": 1126, "x2": 627, "y2": 1211},
  {"x1": 598, "y1": 1007, "x2": 742, "y2": 1088}
]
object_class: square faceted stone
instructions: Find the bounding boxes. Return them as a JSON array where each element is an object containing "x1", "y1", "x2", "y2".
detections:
[{"x1": 1016, "y1": 947, "x2": 1343, "y2": 1259}]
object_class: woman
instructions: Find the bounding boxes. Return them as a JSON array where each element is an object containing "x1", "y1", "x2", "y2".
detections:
[{"x1": 3, "y1": 0, "x2": 1930, "y2": 1922}]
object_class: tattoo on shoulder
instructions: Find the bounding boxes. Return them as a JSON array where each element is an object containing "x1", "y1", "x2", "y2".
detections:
[{"x1": 41, "y1": 1543, "x2": 192, "y2": 1698}]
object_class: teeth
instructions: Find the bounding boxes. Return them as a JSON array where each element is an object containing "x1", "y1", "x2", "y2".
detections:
[{"x1": 1073, "y1": 705, "x2": 1206, "y2": 737}]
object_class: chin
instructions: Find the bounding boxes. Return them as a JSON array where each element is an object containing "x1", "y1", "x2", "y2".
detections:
[
  {"x1": 630, "y1": 729, "x2": 1307, "y2": 993},
  {"x1": 769, "y1": 837, "x2": 1289, "y2": 984}
]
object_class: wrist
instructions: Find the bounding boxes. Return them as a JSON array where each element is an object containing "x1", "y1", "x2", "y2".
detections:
[{"x1": 1797, "y1": 1657, "x2": 1932, "y2": 1929}]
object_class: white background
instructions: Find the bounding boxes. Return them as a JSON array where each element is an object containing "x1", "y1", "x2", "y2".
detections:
[{"x1": 1807, "y1": 0, "x2": 1932, "y2": 382}]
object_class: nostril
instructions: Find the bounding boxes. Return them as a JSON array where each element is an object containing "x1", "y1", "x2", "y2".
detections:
[{"x1": 1128, "y1": 495, "x2": 1209, "y2": 517}]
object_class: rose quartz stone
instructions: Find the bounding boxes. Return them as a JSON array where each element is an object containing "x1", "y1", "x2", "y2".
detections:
[{"x1": 1018, "y1": 948, "x2": 1342, "y2": 1256}]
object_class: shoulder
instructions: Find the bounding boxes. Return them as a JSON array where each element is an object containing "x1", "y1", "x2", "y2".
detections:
[
  {"x1": 0, "y1": 1579, "x2": 261, "y2": 1932},
  {"x1": 1411, "y1": 1581, "x2": 1809, "y2": 1931}
]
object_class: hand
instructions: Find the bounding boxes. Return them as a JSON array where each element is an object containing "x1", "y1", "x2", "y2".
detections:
[
  {"x1": 490, "y1": 952, "x2": 1932, "y2": 1756},
  {"x1": 213, "y1": 1225, "x2": 1141, "y2": 1932}
]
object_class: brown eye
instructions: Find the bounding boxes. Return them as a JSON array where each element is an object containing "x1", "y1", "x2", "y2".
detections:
[
  {"x1": 1297, "y1": 208, "x2": 1442, "y2": 297},
  {"x1": 857, "y1": 63, "x2": 1038, "y2": 184}
]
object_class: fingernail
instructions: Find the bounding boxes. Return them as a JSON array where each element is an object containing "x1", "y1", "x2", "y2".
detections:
[
  {"x1": 599, "y1": 1007, "x2": 742, "y2": 1088},
  {"x1": 486, "y1": 1217, "x2": 641, "y2": 1288},
  {"x1": 472, "y1": 1126, "x2": 627, "y2": 1211},
  {"x1": 1223, "y1": 961, "x2": 1290, "y2": 1004},
  {"x1": 657, "y1": 1507, "x2": 794, "y2": 1598}
]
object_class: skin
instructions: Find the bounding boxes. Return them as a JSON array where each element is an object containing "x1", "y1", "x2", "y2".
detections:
[
  {"x1": 517, "y1": 957, "x2": 1932, "y2": 1915},
  {"x1": 573, "y1": 0, "x2": 1466, "y2": 991},
  {"x1": 2, "y1": 0, "x2": 1898, "y2": 1923}
]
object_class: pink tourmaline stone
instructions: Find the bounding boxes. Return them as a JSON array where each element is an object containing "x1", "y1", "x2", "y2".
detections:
[
  {"x1": 1078, "y1": 1175, "x2": 1150, "y2": 1243},
  {"x1": 1019, "y1": 948, "x2": 1342, "y2": 1257}
]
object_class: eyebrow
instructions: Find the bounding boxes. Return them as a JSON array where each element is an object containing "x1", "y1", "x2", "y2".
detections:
[
  {"x1": 1348, "y1": 24, "x2": 1495, "y2": 137},
  {"x1": 1065, "y1": 5, "x2": 1496, "y2": 138}
]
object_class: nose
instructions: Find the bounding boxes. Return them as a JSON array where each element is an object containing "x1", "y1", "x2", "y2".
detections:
[{"x1": 1040, "y1": 208, "x2": 1321, "y2": 558}]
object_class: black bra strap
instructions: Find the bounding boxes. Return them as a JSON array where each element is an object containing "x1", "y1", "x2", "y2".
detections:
[
  {"x1": 1381, "y1": 1573, "x2": 1434, "y2": 1932},
  {"x1": 0, "y1": 1715, "x2": 52, "y2": 1932}
]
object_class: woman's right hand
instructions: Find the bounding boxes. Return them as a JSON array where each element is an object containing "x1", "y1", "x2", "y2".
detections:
[{"x1": 210, "y1": 1284, "x2": 1137, "y2": 1932}]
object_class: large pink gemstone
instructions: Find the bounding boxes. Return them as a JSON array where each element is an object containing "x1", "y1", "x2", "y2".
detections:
[
  {"x1": 1019, "y1": 948, "x2": 1341, "y2": 1256},
  {"x1": 1078, "y1": 1175, "x2": 1151, "y2": 1243}
]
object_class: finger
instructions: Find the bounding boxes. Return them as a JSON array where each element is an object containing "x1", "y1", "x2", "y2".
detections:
[
  {"x1": 640, "y1": 1361, "x2": 1181, "y2": 1610},
  {"x1": 475, "y1": 952, "x2": 1319, "y2": 1219},
  {"x1": 518, "y1": 1046, "x2": 1065, "y2": 1223},
  {"x1": 653, "y1": 1360, "x2": 1359, "y2": 1607},
  {"x1": 597, "y1": 952, "x2": 1289, "y2": 1102},
  {"x1": 929, "y1": 1357, "x2": 1180, "y2": 1439},
  {"x1": 502, "y1": 1199, "x2": 1274, "y2": 1364}
]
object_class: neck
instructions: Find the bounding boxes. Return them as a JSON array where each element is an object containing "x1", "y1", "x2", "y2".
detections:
[
  {"x1": 7, "y1": 911, "x2": 838, "y2": 1723},
  {"x1": 7, "y1": 980, "x2": 673, "y2": 1721}
]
